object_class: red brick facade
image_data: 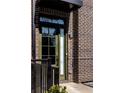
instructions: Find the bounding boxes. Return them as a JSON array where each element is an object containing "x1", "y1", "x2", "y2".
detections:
[
  {"x1": 68, "y1": 0, "x2": 93, "y2": 83},
  {"x1": 33, "y1": 0, "x2": 93, "y2": 83}
]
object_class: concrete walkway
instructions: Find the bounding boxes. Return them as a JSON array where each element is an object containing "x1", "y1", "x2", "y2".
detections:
[{"x1": 60, "y1": 82, "x2": 93, "y2": 93}]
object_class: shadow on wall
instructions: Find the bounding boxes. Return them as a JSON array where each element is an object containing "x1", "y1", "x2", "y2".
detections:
[{"x1": 72, "y1": 10, "x2": 79, "y2": 83}]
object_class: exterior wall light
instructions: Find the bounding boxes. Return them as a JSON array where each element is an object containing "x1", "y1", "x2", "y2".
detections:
[{"x1": 68, "y1": 31, "x2": 73, "y2": 39}]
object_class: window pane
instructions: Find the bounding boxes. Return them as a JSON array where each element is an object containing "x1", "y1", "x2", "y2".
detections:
[
  {"x1": 49, "y1": 37, "x2": 56, "y2": 46},
  {"x1": 42, "y1": 47, "x2": 48, "y2": 55},
  {"x1": 42, "y1": 37, "x2": 48, "y2": 45},
  {"x1": 49, "y1": 56, "x2": 55, "y2": 64},
  {"x1": 52, "y1": 19, "x2": 58, "y2": 24},
  {"x1": 58, "y1": 19, "x2": 64, "y2": 25},
  {"x1": 42, "y1": 27, "x2": 48, "y2": 36},
  {"x1": 50, "y1": 47, "x2": 55, "y2": 55},
  {"x1": 49, "y1": 28, "x2": 56, "y2": 36},
  {"x1": 40, "y1": 17, "x2": 52, "y2": 23},
  {"x1": 40, "y1": 17, "x2": 64, "y2": 25},
  {"x1": 42, "y1": 56, "x2": 48, "y2": 60}
]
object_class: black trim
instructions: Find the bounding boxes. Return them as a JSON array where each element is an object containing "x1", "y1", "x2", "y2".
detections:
[
  {"x1": 40, "y1": 22, "x2": 65, "y2": 28},
  {"x1": 81, "y1": 80, "x2": 93, "y2": 83},
  {"x1": 39, "y1": 0, "x2": 82, "y2": 12},
  {"x1": 31, "y1": 59, "x2": 48, "y2": 61},
  {"x1": 82, "y1": 81, "x2": 93, "y2": 88},
  {"x1": 61, "y1": 0, "x2": 82, "y2": 7},
  {"x1": 83, "y1": 83, "x2": 93, "y2": 88}
]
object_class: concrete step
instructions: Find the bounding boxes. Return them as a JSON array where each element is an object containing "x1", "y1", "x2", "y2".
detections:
[{"x1": 60, "y1": 82, "x2": 93, "y2": 93}]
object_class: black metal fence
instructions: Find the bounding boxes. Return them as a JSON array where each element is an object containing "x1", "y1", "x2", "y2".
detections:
[{"x1": 31, "y1": 59, "x2": 59, "y2": 93}]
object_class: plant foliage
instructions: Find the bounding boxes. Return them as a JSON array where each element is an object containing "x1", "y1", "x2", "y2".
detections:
[{"x1": 47, "y1": 85, "x2": 68, "y2": 93}]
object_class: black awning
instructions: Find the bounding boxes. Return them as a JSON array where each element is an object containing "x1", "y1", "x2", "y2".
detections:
[
  {"x1": 39, "y1": 0, "x2": 83, "y2": 12},
  {"x1": 61, "y1": 0, "x2": 82, "y2": 7},
  {"x1": 34, "y1": 0, "x2": 83, "y2": 27}
]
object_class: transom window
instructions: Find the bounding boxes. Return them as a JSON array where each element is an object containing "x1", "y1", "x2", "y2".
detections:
[{"x1": 40, "y1": 17, "x2": 64, "y2": 25}]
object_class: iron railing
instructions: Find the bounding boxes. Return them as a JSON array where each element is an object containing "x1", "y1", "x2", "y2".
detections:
[{"x1": 31, "y1": 58, "x2": 59, "y2": 93}]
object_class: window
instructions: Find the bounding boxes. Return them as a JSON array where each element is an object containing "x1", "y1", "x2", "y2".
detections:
[{"x1": 40, "y1": 17, "x2": 64, "y2": 25}]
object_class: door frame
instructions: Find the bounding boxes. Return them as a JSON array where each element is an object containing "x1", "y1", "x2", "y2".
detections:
[{"x1": 40, "y1": 14, "x2": 68, "y2": 80}]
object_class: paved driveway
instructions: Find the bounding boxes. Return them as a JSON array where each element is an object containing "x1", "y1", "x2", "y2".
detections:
[{"x1": 60, "y1": 82, "x2": 93, "y2": 93}]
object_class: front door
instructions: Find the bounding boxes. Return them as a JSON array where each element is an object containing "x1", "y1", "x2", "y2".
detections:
[{"x1": 40, "y1": 16, "x2": 66, "y2": 80}]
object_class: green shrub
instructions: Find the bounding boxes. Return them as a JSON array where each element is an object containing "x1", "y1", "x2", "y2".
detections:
[{"x1": 47, "y1": 85, "x2": 68, "y2": 93}]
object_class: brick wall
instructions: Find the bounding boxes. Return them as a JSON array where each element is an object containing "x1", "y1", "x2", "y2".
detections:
[
  {"x1": 78, "y1": 0, "x2": 93, "y2": 82},
  {"x1": 33, "y1": 0, "x2": 93, "y2": 84},
  {"x1": 68, "y1": 0, "x2": 93, "y2": 83}
]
